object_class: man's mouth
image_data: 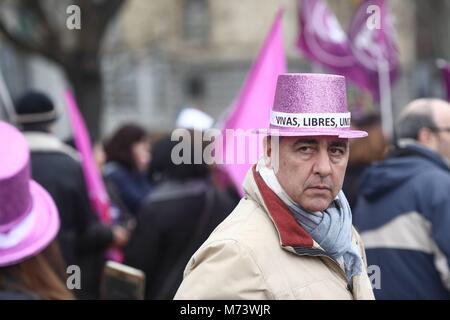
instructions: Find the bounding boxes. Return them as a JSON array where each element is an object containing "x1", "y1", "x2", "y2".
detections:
[
  {"x1": 305, "y1": 185, "x2": 332, "y2": 195},
  {"x1": 307, "y1": 185, "x2": 331, "y2": 190}
]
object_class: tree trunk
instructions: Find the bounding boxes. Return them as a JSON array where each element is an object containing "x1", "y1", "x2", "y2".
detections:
[{"x1": 66, "y1": 66, "x2": 103, "y2": 141}]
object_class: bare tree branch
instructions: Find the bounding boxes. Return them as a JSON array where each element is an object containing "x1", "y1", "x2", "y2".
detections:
[
  {"x1": 0, "y1": 0, "x2": 129, "y2": 137},
  {"x1": 0, "y1": 18, "x2": 63, "y2": 65},
  {"x1": 26, "y1": 0, "x2": 60, "y2": 43},
  {"x1": 97, "y1": 0, "x2": 125, "y2": 36},
  {"x1": 69, "y1": 0, "x2": 125, "y2": 57}
]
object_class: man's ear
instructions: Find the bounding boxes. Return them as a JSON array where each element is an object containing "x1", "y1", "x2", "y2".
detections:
[
  {"x1": 417, "y1": 127, "x2": 438, "y2": 150},
  {"x1": 263, "y1": 136, "x2": 272, "y2": 167}
]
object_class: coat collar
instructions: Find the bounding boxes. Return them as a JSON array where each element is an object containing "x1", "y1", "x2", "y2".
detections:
[
  {"x1": 23, "y1": 131, "x2": 80, "y2": 161},
  {"x1": 243, "y1": 165, "x2": 369, "y2": 292},
  {"x1": 243, "y1": 165, "x2": 315, "y2": 250},
  {"x1": 394, "y1": 140, "x2": 450, "y2": 172},
  {"x1": 242, "y1": 165, "x2": 360, "y2": 255}
]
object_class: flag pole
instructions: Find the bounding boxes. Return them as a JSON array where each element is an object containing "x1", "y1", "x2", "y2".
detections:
[
  {"x1": 377, "y1": 54, "x2": 393, "y2": 141},
  {"x1": 0, "y1": 67, "x2": 16, "y2": 123},
  {"x1": 436, "y1": 59, "x2": 450, "y2": 101},
  {"x1": 312, "y1": 62, "x2": 325, "y2": 74}
]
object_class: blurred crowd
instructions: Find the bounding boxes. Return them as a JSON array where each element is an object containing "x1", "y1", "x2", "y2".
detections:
[
  {"x1": 1, "y1": 90, "x2": 450, "y2": 300},
  {"x1": 0, "y1": 90, "x2": 239, "y2": 300}
]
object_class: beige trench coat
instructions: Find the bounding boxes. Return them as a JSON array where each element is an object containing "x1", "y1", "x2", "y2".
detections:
[{"x1": 175, "y1": 166, "x2": 375, "y2": 300}]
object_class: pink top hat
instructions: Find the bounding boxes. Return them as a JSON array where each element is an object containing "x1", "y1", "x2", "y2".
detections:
[
  {"x1": 259, "y1": 73, "x2": 367, "y2": 138},
  {"x1": 0, "y1": 121, "x2": 59, "y2": 267}
]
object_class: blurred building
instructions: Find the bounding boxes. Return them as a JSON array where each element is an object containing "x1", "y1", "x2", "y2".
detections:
[
  {"x1": 1, "y1": 0, "x2": 449, "y2": 138},
  {"x1": 101, "y1": 0, "x2": 303, "y2": 136},
  {"x1": 100, "y1": 0, "x2": 442, "y2": 136},
  {"x1": 0, "y1": 40, "x2": 71, "y2": 136}
]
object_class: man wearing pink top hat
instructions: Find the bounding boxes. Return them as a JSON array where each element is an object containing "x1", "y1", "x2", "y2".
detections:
[{"x1": 175, "y1": 73, "x2": 375, "y2": 300}]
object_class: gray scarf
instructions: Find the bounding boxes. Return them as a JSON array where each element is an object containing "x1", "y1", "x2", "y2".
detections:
[{"x1": 257, "y1": 159, "x2": 362, "y2": 281}]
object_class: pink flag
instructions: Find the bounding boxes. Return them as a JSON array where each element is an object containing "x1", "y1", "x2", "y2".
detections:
[
  {"x1": 297, "y1": 0, "x2": 399, "y2": 100},
  {"x1": 221, "y1": 8, "x2": 287, "y2": 194},
  {"x1": 66, "y1": 92, "x2": 123, "y2": 262},
  {"x1": 65, "y1": 91, "x2": 112, "y2": 224}
]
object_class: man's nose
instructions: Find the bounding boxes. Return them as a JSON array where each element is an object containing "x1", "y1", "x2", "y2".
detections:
[{"x1": 313, "y1": 149, "x2": 332, "y2": 177}]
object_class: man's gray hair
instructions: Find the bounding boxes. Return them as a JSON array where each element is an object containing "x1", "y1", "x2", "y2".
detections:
[{"x1": 395, "y1": 102, "x2": 436, "y2": 141}]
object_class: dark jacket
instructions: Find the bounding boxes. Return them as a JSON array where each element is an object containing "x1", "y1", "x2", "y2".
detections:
[
  {"x1": 354, "y1": 143, "x2": 450, "y2": 299},
  {"x1": 103, "y1": 162, "x2": 151, "y2": 215},
  {"x1": 24, "y1": 132, "x2": 114, "y2": 299},
  {"x1": 124, "y1": 178, "x2": 235, "y2": 299},
  {"x1": 0, "y1": 290, "x2": 40, "y2": 300},
  {"x1": 343, "y1": 163, "x2": 371, "y2": 211}
]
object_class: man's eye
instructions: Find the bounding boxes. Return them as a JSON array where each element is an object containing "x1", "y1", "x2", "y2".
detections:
[
  {"x1": 329, "y1": 147, "x2": 345, "y2": 156},
  {"x1": 297, "y1": 146, "x2": 314, "y2": 153}
]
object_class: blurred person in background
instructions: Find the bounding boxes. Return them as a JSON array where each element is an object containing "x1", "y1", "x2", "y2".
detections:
[
  {"x1": 176, "y1": 106, "x2": 241, "y2": 205},
  {"x1": 0, "y1": 121, "x2": 73, "y2": 300},
  {"x1": 343, "y1": 114, "x2": 388, "y2": 210},
  {"x1": 124, "y1": 132, "x2": 235, "y2": 299},
  {"x1": 354, "y1": 98, "x2": 450, "y2": 299},
  {"x1": 14, "y1": 91, "x2": 129, "y2": 299},
  {"x1": 103, "y1": 124, "x2": 152, "y2": 217}
]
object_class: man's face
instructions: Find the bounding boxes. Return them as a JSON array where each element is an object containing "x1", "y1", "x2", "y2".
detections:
[
  {"x1": 436, "y1": 131, "x2": 450, "y2": 162},
  {"x1": 269, "y1": 136, "x2": 349, "y2": 212},
  {"x1": 433, "y1": 106, "x2": 450, "y2": 161}
]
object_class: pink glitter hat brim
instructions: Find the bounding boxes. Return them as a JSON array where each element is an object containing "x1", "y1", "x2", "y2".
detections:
[
  {"x1": 254, "y1": 127, "x2": 368, "y2": 138},
  {"x1": 0, "y1": 180, "x2": 60, "y2": 267}
]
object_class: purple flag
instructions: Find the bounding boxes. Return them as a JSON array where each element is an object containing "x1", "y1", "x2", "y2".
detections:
[
  {"x1": 297, "y1": 0, "x2": 355, "y2": 70},
  {"x1": 349, "y1": 0, "x2": 399, "y2": 99},
  {"x1": 297, "y1": 0, "x2": 399, "y2": 100},
  {"x1": 221, "y1": 8, "x2": 287, "y2": 194}
]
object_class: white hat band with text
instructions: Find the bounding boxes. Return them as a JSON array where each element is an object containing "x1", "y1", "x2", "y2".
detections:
[{"x1": 270, "y1": 111, "x2": 352, "y2": 129}]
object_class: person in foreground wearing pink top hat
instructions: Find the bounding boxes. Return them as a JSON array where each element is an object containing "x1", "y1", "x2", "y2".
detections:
[
  {"x1": 0, "y1": 121, "x2": 73, "y2": 300},
  {"x1": 14, "y1": 91, "x2": 129, "y2": 299},
  {"x1": 175, "y1": 73, "x2": 375, "y2": 300}
]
